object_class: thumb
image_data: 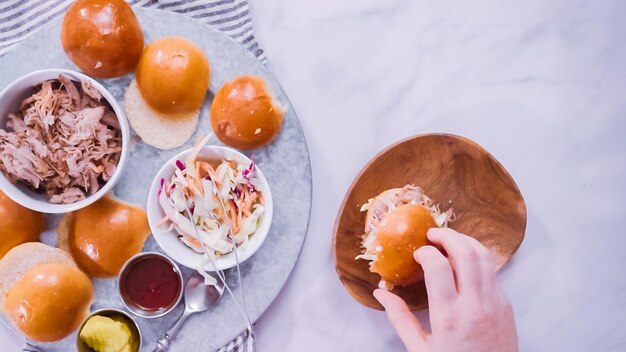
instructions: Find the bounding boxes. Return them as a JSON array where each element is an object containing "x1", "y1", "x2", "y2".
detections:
[{"x1": 374, "y1": 289, "x2": 428, "y2": 351}]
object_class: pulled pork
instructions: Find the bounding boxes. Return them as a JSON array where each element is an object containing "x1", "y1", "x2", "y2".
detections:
[{"x1": 0, "y1": 74, "x2": 121, "y2": 204}]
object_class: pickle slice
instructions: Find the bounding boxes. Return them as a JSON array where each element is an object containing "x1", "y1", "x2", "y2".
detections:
[{"x1": 79, "y1": 315, "x2": 133, "y2": 352}]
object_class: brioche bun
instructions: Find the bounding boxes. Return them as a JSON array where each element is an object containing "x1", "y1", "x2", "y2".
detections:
[
  {"x1": 210, "y1": 76, "x2": 284, "y2": 150},
  {"x1": 371, "y1": 204, "x2": 437, "y2": 287},
  {"x1": 61, "y1": 0, "x2": 144, "y2": 78},
  {"x1": 0, "y1": 243, "x2": 93, "y2": 342},
  {"x1": 0, "y1": 242, "x2": 76, "y2": 309},
  {"x1": 0, "y1": 191, "x2": 45, "y2": 258},
  {"x1": 136, "y1": 37, "x2": 210, "y2": 115},
  {"x1": 124, "y1": 79, "x2": 199, "y2": 150},
  {"x1": 58, "y1": 195, "x2": 150, "y2": 278},
  {"x1": 5, "y1": 263, "x2": 93, "y2": 342}
]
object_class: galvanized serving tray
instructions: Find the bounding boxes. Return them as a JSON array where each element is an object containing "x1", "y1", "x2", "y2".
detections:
[{"x1": 0, "y1": 8, "x2": 311, "y2": 351}]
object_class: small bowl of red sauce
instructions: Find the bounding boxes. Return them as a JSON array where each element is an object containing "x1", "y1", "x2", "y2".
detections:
[{"x1": 118, "y1": 252, "x2": 183, "y2": 318}]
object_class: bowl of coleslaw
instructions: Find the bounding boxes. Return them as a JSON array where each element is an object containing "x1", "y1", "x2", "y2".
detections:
[{"x1": 147, "y1": 137, "x2": 273, "y2": 272}]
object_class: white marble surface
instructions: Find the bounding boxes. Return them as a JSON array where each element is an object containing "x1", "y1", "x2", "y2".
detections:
[{"x1": 3, "y1": 0, "x2": 626, "y2": 351}]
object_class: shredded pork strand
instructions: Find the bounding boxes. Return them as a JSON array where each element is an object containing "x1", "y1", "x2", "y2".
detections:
[{"x1": 0, "y1": 74, "x2": 121, "y2": 204}]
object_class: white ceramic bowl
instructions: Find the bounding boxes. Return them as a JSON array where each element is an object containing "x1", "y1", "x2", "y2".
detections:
[
  {"x1": 0, "y1": 69, "x2": 129, "y2": 213},
  {"x1": 147, "y1": 146, "x2": 273, "y2": 271}
]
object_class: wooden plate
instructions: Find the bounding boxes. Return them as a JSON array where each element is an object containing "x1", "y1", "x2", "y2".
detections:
[{"x1": 333, "y1": 134, "x2": 527, "y2": 311}]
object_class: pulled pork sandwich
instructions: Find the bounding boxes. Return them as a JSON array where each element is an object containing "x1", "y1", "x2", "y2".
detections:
[
  {"x1": 0, "y1": 74, "x2": 121, "y2": 204},
  {"x1": 357, "y1": 185, "x2": 454, "y2": 290}
]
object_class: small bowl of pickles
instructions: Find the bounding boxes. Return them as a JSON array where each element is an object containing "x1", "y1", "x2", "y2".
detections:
[{"x1": 76, "y1": 308, "x2": 142, "y2": 352}]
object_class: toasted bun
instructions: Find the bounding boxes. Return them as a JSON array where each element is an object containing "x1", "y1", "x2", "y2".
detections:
[
  {"x1": 0, "y1": 191, "x2": 45, "y2": 258},
  {"x1": 4, "y1": 262, "x2": 93, "y2": 342},
  {"x1": 0, "y1": 242, "x2": 77, "y2": 310},
  {"x1": 136, "y1": 36, "x2": 210, "y2": 115},
  {"x1": 210, "y1": 76, "x2": 284, "y2": 150},
  {"x1": 58, "y1": 194, "x2": 150, "y2": 278},
  {"x1": 124, "y1": 79, "x2": 198, "y2": 150},
  {"x1": 61, "y1": 0, "x2": 143, "y2": 78},
  {"x1": 371, "y1": 204, "x2": 437, "y2": 287}
]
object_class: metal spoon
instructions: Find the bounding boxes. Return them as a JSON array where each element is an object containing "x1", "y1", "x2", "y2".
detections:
[{"x1": 153, "y1": 271, "x2": 225, "y2": 352}]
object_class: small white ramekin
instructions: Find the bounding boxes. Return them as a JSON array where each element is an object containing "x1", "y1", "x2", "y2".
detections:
[
  {"x1": 0, "y1": 69, "x2": 129, "y2": 213},
  {"x1": 147, "y1": 145, "x2": 273, "y2": 271}
]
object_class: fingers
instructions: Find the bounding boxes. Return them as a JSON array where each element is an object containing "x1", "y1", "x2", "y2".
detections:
[
  {"x1": 427, "y1": 228, "x2": 497, "y2": 297},
  {"x1": 413, "y1": 245, "x2": 457, "y2": 309},
  {"x1": 374, "y1": 289, "x2": 428, "y2": 350}
]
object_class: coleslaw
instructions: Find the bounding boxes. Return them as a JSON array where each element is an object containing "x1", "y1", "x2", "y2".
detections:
[{"x1": 157, "y1": 137, "x2": 265, "y2": 257}]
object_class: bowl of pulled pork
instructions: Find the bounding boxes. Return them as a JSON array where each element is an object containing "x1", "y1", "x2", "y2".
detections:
[{"x1": 0, "y1": 69, "x2": 129, "y2": 213}]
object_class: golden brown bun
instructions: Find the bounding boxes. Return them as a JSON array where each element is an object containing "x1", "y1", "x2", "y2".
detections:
[
  {"x1": 58, "y1": 195, "x2": 150, "y2": 278},
  {"x1": 371, "y1": 204, "x2": 437, "y2": 287},
  {"x1": 210, "y1": 76, "x2": 284, "y2": 150},
  {"x1": 4, "y1": 262, "x2": 93, "y2": 342},
  {"x1": 0, "y1": 243, "x2": 77, "y2": 311},
  {"x1": 61, "y1": 0, "x2": 144, "y2": 78},
  {"x1": 136, "y1": 37, "x2": 210, "y2": 115},
  {"x1": 0, "y1": 191, "x2": 45, "y2": 258}
]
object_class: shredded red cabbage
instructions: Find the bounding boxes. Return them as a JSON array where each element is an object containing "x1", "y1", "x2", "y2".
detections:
[
  {"x1": 176, "y1": 160, "x2": 186, "y2": 171},
  {"x1": 158, "y1": 178, "x2": 164, "y2": 196},
  {"x1": 242, "y1": 155, "x2": 256, "y2": 179}
]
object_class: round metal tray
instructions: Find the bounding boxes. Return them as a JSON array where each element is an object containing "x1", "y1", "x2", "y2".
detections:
[{"x1": 0, "y1": 8, "x2": 312, "y2": 351}]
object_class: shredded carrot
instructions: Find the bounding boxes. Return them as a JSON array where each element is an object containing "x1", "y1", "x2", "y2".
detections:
[
  {"x1": 205, "y1": 163, "x2": 217, "y2": 180},
  {"x1": 257, "y1": 192, "x2": 265, "y2": 205},
  {"x1": 243, "y1": 188, "x2": 249, "y2": 202},
  {"x1": 184, "y1": 183, "x2": 196, "y2": 197},
  {"x1": 229, "y1": 200, "x2": 239, "y2": 234},
  {"x1": 157, "y1": 215, "x2": 170, "y2": 226},
  {"x1": 241, "y1": 189, "x2": 252, "y2": 216},
  {"x1": 184, "y1": 173, "x2": 203, "y2": 197},
  {"x1": 237, "y1": 205, "x2": 243, "y2": 230},
  {"x1": 188, "y1": 236, "x2": 202, "y2": 248},
  {"x1": 216, "y1": 197, "x2": 225, "y2": 219},
  {"x1": 195, "y1": 161, "x2": 214, "y2": 178},
  {"x1": 194, "y1": 177, "x2": 204, "y2": 196}
]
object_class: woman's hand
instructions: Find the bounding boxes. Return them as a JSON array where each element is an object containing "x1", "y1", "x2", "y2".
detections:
[{"x1": 374, "y1": 228, "x2": 518, "y2": 352}]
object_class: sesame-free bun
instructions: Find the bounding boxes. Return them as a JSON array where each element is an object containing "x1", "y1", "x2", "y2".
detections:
[
  {"x1": 210, "y1": 76, "x2": 284, "y2": 150},
  {"x1": 136, "y1": 36, "x2": 210, "y2": 115},
  {"x1": 0, "y1": 191, "x2": 45, "y2": 258},
  {"x1": 61, "y1": 0, "x2": 144, "y2": 78},
  {"x1": 0, "y1": 242, "x2": 76, "y2": 310},
  {"x1": 4, "y1": 262, "x2": 93, "y2": 342},
  {"x1": 370, "y1": 204, "x2": 437, "y2": 287},
  {"x1": 58, "y1": 194, "x2": 150, "y2": 278},
  {"x1": 0, "y1": 242, "x2": 92, "y2": 342},
  {"x1": 124, "y1": 79, "x2": 199, "y2": 150}
]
